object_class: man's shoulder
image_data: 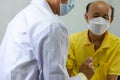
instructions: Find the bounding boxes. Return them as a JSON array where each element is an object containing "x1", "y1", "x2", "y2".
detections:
[
  {"x1": 69, "y1": 30, "x2": 87, "y2": 40},
  {"x1": 108, "y1": 32, "x2": 120, "y2": 42}
]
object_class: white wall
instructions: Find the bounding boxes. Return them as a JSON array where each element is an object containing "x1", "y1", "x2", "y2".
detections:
[
  {"x1": 0, "y1": 0, "x2": 30, "y2": 43},
  {"x1": 61, "y1": 0, "x2": 96, "y2": 34},
  {"x1": 0, "y1": 0, "x2": 120, "y2": 44}
]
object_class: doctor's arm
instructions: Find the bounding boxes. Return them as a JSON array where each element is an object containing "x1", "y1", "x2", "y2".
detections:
[
  {"x1": 42, "y1": 22, "x2": 88, "y2": 80},
  {"x1": 41, "y1": 23, "x2": 70, "y2": 80}
]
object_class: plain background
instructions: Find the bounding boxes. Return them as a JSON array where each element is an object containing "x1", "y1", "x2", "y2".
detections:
[{"x1": 0, "y1": 0, "x2": 120, "y2": 44}]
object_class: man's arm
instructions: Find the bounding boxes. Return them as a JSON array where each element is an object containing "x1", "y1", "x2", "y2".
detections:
[
  {"x1": 67, "y1": 57, "x2": 94, "y2": 80},
  {"x1": 41, "y1": 23, "x2": 69, "y2": 80},
  {"x1": 107, "y1": 75, "x2": 118, "y2": 80},
  {"x1": 79, "y1": 57, "x2": 94, "y2": 80},
  {"x1": 107, "y1": 41, "x2": 120, "y2": 80}
]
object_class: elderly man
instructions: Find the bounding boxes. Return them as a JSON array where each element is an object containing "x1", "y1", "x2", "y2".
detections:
[{"x1": 66, "y1": 1, "x2": 120, "y2": 80}]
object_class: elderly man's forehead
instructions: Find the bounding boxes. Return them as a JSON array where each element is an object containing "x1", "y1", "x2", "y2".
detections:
[{"x1": 89, "y1": 1, "x2": 111, "y2": 10}]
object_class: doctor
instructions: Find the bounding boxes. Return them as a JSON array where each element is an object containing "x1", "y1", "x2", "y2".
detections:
[{"x1": 0, "y1": 0, "x2": 94, "y2": 80}]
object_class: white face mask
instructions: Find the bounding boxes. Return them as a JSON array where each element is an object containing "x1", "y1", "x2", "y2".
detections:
[
  {"x1": 88, "y1": 17, "x2": 110, "y2": 35},
  {"x1": 60, "y1": 0, "x2": 75, "y2": 16}
]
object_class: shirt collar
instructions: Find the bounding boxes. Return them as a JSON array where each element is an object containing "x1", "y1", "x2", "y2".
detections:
[
  {"x1": 83, "y1": 30, "x2": 111, "y2": 49},
  {"x1": 83, "y1": 30, "x2": 92, "y2": 45},
  {"x1": 100, "y1": 31, "x2": 111, "y2": 48}
]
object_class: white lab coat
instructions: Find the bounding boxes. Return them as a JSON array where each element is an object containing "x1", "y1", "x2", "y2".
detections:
[{"x1": 0, "y1": 0, "x2": 83, "y2": 80}]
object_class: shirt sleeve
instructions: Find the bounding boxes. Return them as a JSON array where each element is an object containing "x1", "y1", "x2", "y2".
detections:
[
  {"x1": 41, "y1": 22, "x2": 69, "y2": 80},
  {"x1": 108, "y1": 47, "x2": 120, "y2": 75},
  {"x1": 34, "y1": 21, "x2": 85, "y2": 80}
]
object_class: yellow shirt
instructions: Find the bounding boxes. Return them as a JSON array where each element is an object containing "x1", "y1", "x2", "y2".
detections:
[{"x1": 66, "y1": 30, "x2": 120, "y2": 80}]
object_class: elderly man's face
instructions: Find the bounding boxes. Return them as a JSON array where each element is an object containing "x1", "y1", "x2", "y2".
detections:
[{"x1": 85, "y1": 1, "x2": 113, "y2": 23}]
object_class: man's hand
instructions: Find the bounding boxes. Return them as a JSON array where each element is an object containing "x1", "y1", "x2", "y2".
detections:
[
  {"x1": 79, "y1": 57, "x2": 94, "y2": 80},
  {"x1": 107, "y1": 75, "x2": 118, "y2": 80}
]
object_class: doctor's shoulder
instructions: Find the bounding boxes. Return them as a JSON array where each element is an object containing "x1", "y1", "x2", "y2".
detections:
[{"x1": 45, "y1": 19, "x2": 68, "y2": 34}]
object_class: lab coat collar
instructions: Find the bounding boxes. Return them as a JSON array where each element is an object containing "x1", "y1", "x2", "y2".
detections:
[{"x1": 31, "y1": 0, "x2": 54, "y2": 15}]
